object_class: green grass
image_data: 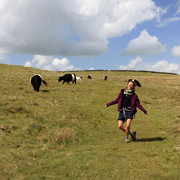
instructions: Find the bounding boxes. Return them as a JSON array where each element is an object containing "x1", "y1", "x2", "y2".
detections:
[{"x1": 0, "y1": 64, "x2": 179, "y2": 179}]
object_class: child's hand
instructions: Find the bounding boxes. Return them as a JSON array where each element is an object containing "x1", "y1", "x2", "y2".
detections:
[{"x1": 104, "y1": 105, "x2": 107, "y2": 108}]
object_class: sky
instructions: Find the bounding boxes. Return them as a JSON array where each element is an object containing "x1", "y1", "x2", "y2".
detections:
[{"x1": 0, "y1": 0, "x2": 180, "y2": 74}]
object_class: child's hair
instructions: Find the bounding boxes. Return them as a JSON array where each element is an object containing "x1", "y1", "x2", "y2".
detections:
[{"x1": 128, "y1": 79, "x2": 141, "y2": 87}]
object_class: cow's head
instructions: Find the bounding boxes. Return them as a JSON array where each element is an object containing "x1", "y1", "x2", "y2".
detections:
[{"x1": 58, "y1": 76, "x2": 63, "y2": 82}]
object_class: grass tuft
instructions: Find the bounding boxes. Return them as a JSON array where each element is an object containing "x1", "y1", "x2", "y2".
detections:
[{"x1": 51, "y1": 128, "x2": 75, "y2": 144}]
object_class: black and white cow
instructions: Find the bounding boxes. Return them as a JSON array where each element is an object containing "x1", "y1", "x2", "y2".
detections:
[
  {"x1": 104, "y1": 76, "x2": 107, "y2": 81},
  {"x1": 30, "y1": 74, "x2": 47, "y2": 92},
  {"x1": 58, "y1": 73, "x2": 76, "y2": 84},
  {"x1": 76, "y1": 76, "x2": 83, "y2": 80},
  {"x1": 88, "y1": 75, "x2": 92, "y2": 79}
]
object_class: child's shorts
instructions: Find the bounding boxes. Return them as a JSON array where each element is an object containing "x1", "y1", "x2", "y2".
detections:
[{"x1": 118, "y1": 110, "x2": 133, "y2": 122}]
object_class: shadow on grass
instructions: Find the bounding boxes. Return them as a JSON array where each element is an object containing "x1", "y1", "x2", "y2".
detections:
[
  {"x1": 41, "y1": 90, "x2": 49, "y2": 92},
  {"x1": 136, "y1": 137, "x2": 166, "y2": 142}
]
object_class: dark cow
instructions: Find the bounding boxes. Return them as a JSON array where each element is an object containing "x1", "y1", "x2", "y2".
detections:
[
  {"x1": 30, "y1": 74, "x2": 47, "y2": 92},
  {"x1": 128, "y1": 79, "x2": 141, "y2": 87},
  {"x1": 104, "y1": 76, "x2": 107, "y2": 81},
  {"x1": 88, "y1": 75, "x2": 92, "y2": 79},
  {"x1": 58, "y1": 73, "x2": 76, "y2": 84}
]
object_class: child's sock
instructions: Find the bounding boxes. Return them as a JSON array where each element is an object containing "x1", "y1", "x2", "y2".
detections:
[
  {"x1": 125, "y1": 136, "x2": 130, "y2": 143},
  {"x1": 130, "y1": 132, "x2": 133, "y2": 135}
]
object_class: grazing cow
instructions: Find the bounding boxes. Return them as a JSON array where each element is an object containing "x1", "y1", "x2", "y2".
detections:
[
  {"x1": 30, "y1": 74, "x2": 47, "y2": 92},
  {"x1": 128, "y1": 79, "x2": 141, "y2": 87},
  {"x1": 58, "y1": 73, "x2": 76, "y2": 84},
  {"x1": 104, "y1": 76, "x2": 107, "y2": 81},
  {"x1": 76, "y1": 76, "x2": 83, "y2": 80},
  {"x1": 88, "y1": 75, "x2": 92, "y2": 79}
]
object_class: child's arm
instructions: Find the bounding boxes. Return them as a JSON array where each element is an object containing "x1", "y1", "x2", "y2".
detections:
[{"x1": 136, "y1": 98, "x2": 147, "y2": 114}]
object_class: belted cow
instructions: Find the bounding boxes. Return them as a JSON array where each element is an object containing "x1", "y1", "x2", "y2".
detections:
[
  {"x1": 76, "y1": 76, "x2": 83, "y2": 80},
  {"x1": 58, "y1": 73, "x2": 76, "y2": 84},
  {"x1": 88, "y1": 75, "x2": 92, "y2": 79},
  {"x1": 30, "y1": 74, "x2": 47, "y2": 92}
]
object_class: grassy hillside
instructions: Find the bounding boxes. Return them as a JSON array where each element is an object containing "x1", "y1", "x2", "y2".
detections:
[{"x1": 0, "y1": 64, "x2": 179, "y2": 179}]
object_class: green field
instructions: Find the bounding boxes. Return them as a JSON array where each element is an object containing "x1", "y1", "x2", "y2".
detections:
[{"x1": 0, "y1": 64, "x2": 179, "y2": 179}]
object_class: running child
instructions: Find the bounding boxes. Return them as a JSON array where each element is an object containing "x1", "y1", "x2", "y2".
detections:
[{"x1": 105, "y1": 79, "x2": 147, "y2": 143}]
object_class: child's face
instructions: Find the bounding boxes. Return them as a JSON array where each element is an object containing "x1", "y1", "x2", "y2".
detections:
[{"x1": 127, "y1": 82, "x2": 134, "y2": 90}]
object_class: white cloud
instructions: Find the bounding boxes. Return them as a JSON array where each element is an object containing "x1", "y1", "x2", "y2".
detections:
[
  {"x1": 24, "y1": 61, "x2": 32, "y2": 67},
  {"x1": 177, "y1": 0, "x2": 180, "y2": 14},
  {"x1": 120, "y1": 56, "x2": 144, "y2": 70},
  {"x1": 127, "y1": 56, "x2": 143, "y2": 69},
  {"x1": 122, "y1": 29, "x2": 166, "y2": 55},
  {"x1": 157, "y1": 17, "x2": 180, "y2": 27},
  {"x1": 157, "y1": 1, "x2": 180, "y2": 27},
  {"x1": 88, "y1": 67, "x2": 95, "y2": 70},
  {"x1": 52, "y1": 58, "x2": 74, "y2": 71},
  {"x1": 24, "y1": 55, "x2": 78, "y2": 71},
  {"x1": 119, "y1": 57, "x2": 180, "y2": 74},
  {"x1": 0, "y1": 0, "x2": 164, "y2": 57},
  {"x1": 172, "y1": 46, "x2": 180, "y2": 56},
  {"x1": 151, "y1": 60, "x2": 180, "y2": 73}
]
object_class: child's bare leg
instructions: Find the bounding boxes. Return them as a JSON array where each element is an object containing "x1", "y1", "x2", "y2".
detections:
[
  {"x1": 126, "y1": 118, "x2": 132, "y2": 137},
  {"x1": 118, "y1": 120, "x2": 126, "y2": 131}
]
